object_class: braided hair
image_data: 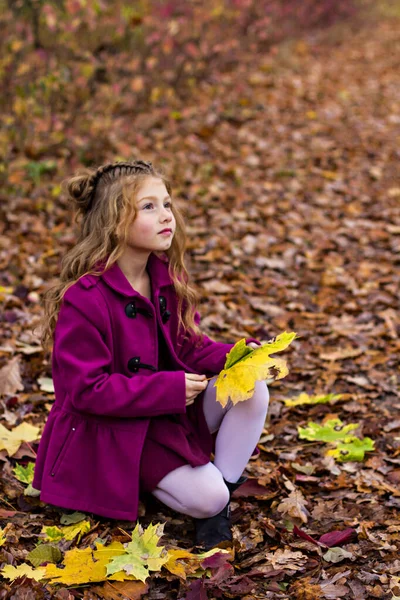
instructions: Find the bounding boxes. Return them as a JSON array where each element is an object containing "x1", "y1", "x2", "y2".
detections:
[
  {"x1": 64, "y1": 159, "x2": 155, "y2": 216},
  {"x1": 85, "y1": 159, "x2": 154, "y2": 212}
]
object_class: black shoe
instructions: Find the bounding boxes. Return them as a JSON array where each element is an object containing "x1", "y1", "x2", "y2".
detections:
[{"x1": 194, "y1": 475, "x2": 247, "y2": 550}]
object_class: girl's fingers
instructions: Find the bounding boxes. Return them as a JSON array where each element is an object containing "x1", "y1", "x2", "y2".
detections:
[
  {"x1": 191, "y1": 382, "x2": 208, "y2": 392},
  {"x1": 187, "y1": 380, "x2": 205, "y2": 388}
]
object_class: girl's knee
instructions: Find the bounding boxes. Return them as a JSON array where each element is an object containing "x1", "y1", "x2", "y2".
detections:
[
  {"x1": 184, "y1": 474, "x2": 229, "y2": 518},
  {"x1": 196, "y1": 482, "x2": 230, "y2": 518}
]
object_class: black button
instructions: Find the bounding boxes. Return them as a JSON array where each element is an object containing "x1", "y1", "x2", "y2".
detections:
[
  {"x1": 125, "y1": 302, "x2": 137, "y2": 318},
  {"x1": 128, "y1": 356, "x2": 141, "y2": 372},
  {"x1": 159, "y1": 296, "x2": 167, "y2": 312},
  {"x1": 162, "y1": 310, "x2": 171, "y2": 323}
]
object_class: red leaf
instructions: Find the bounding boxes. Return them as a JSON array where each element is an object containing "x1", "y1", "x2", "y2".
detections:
[
  {"x1": 200, "y1": 551, "x2": 232, "y2": 570},
  {"x1": 0, "y1": 508, "x2": 18, "y2": 518},
  {"x1": 232, "y1": 478, "x2": 272, "y2": 498},
  {"x1": 182, "y1": 579, "x2": 208, "y2": 600},
  {"x1": 293, "y1": 525, "x2": 324, "y2": 546},
  {"x1": 318, "y1": 528, "x2": 356, "y2": 547}
]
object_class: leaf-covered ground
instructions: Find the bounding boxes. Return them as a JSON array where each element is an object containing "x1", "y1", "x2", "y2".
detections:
[{"x1": 1, "y1": 5, "x2": 400, "y2": 599}]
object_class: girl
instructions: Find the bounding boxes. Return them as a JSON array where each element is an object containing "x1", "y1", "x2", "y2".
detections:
[{"x1": 32, "y1": 159, "x2": 270, "y2": 550}]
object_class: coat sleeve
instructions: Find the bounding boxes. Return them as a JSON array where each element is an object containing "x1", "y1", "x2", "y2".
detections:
[
  {"x1": 177, "y1": 309, "x2": 261, "y2": 376},
  {"x1": 53, "y1": 285, "x2": 187, "y2": 419}
]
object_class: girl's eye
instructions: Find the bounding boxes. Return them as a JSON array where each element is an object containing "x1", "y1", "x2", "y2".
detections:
[{"x1": 143, "y1": 202, "x2": 172, "y2": 209}]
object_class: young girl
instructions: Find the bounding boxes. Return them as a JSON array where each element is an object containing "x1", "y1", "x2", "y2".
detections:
[{"x1": 32, "y1": 159, "x2": 270, "y2": 550}]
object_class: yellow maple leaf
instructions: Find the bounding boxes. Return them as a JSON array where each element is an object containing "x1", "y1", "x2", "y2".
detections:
[
  {"x1": 1, "y1": 563, "x2": 47, "y2": 582},
  {"x1": 215, "y1": 331, "x2": 298, "y2": 407},
  {"x1": 283, "y1": 392, "x2": 343, "y2": 407},
  {"x1": 0, "y1": 422, "x2": 40, "y2": 456},
  {"x1": 44, "y1": 540, "x2": 135, "y2": 585}
]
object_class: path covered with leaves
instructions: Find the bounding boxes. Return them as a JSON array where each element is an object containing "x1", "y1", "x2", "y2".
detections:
[{"x1": 1, "y1": 6, "x2": 399, "y2": 599}]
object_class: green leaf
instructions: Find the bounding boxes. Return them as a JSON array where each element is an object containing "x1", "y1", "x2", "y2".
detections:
[
  {"x1": 298, "y1": 419, "x2": 360, "y2": 442},
  {"x1": 60, "y1": 511, "x2": 88, "y2": 525},
  {"x1": 13, "y1": 462, "x2": 35, "y2": 484},
  {"x1": 24, "y1": 483, "x2": 41, "y2": 497},
  {"x1": 27, "y1": 544, "x2": 63, "y2": 568},
  {"x1": 223, "y1": 338, "x2": 254, "y2": 369},
  {"x1": 326, "y1": 437, "x2": 375, "y2": 462},
  {"x1": 106, "y1": 522, "x2": 169, "y2": 583}
]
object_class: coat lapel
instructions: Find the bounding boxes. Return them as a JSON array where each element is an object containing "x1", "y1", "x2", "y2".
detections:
[{"x1": 99, "y1": 252, "x2": 173, "y2": 298}]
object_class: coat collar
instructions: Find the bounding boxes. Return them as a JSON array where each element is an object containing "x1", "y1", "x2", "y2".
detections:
[{"x1": 95, "y1": 252, "x2": 173, "y2": 298}]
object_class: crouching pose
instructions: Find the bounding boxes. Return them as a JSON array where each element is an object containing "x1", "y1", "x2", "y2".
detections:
[{"x1": 32, "y1": 159, "x2": 270, "y2": 550}]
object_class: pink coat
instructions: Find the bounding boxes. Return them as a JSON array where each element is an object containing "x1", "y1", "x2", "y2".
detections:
[{"x1": 32, "y1": 252, "x2": 260, "y2": 520}]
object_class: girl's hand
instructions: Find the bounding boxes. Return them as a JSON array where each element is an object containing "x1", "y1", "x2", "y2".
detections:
[
  {"x1": 246, "y1": 341, "x2": 260, "y2": 350},
  {"x1": 185, "y1": 373, "x2": 208, "y2": 406}
]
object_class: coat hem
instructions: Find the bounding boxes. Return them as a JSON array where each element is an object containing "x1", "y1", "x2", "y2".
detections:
[{"x1": 38, "y1": 490, "x2": 138, "y2": 522}]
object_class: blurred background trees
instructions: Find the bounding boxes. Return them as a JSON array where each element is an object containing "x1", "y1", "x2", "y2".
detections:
[{"x1": 1, "y1": 0, "x2": 361, "y2": 165}]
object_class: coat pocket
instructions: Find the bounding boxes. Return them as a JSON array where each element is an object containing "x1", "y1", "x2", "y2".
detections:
[{"x1": 48, "y1": 424, "x2": 77, "y2": 478}]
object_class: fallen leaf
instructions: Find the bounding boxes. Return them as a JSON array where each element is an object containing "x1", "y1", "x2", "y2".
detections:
[
  {"x1": 37, "y1": 377, "x2": 55, "y2": 393},
  {"x1": 27, "y1": 544, "x2": 63, "y2": 568},
  {"x1": 44, "y1": 540, "x2": 133, "y2": 585},
  {"x1": 319, "y1": 528, "x2": 356, "y2": 547},
  {"x1": 13, "y1": 461, "x2": 35, "y2": 484},
  {"x1": 41, "y1": 520, "x2": 91, "y2": 543},
  {"x1": 1, "y1": 563, "x2": 47, "y2": 582},
  {"x1": 326, "y1": 437, "x2": 375, "y2": 462},
  {"x1": 320, "y1": 583, "x2": 350, "y2": 598},
  {"x1": 163, "y1": 547, "x2": 231, "y2": 580},
  {"x1": 283, "y1": 392, "x2": 343, "y2": 407},
  {"x1": 265, "y1": 548, "x2": 308, "y2": 571},
  {"x1": 323, "y1": 547, "x2": 354, "y2": 563},
  {"x1": 0, "y1": 422, "x2": 41, "y2": 456},
  {"x1": 277, "y1": 487, "x2": 310, "y2": 523},
  {"x1": 91, "y1": 580, "x2": 149, "y2": 599},
  {"x1": 106, "y1": 522, "x2": 169, "y2": 582},
  {"x1": 0, "y1": 355, "x2": 24, "y2": 396},
  {"x1": 298, "y1": 418, "x2": 360, "y2": 442}
]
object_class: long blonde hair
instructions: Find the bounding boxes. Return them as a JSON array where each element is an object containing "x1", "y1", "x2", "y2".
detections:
[{"x1": 33, "y1": 159, "x2": 203, "y2": 353}]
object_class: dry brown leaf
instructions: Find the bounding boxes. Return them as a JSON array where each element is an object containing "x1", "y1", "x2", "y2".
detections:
[{"x1": 0, "y1": 356, "x2": 24, "y2": 397}]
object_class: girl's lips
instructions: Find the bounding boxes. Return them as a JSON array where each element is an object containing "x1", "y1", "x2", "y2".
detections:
[{"x1": 159, "y1": 230, "x2": 172, "y2": 235}]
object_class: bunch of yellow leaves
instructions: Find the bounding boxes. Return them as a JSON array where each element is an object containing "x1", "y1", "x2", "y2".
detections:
[{"x1": 214, "y1": 331, "x2": 298, "y2": 407}]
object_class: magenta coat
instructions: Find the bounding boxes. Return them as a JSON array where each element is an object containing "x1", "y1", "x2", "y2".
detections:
[{"x1": 32, "y1": 252, "x2": 260, "y2": 521}]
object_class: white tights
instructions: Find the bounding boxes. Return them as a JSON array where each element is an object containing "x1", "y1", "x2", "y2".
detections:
[{"x1": 151, "y1": 377, "x2": 270, "y2": 518}]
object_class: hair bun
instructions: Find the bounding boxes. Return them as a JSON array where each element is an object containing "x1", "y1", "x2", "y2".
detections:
[{"x1": 61, "y1": 168, "x2": 96, "y2": 212}]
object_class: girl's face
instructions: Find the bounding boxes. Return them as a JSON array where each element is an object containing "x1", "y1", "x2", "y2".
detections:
[{"x1": 126, "y1": 176, "x2": 176, "y2": 252}]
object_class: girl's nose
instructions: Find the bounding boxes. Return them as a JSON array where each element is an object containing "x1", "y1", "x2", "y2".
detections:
[{"x1": 161, "y1": 208, "x2": 172, "y2": 220}]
